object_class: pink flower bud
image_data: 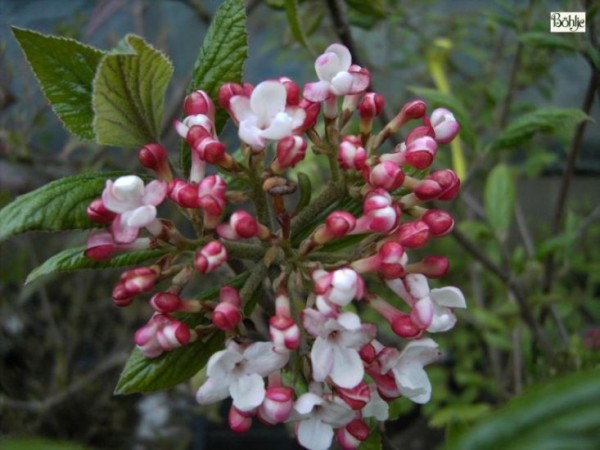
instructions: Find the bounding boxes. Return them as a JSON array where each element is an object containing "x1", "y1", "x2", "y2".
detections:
[
  {"x1": 387, "y1": 99, "x2": 426, "y2": 132},
  {"x1": 278, "y1": 76, "x2": 300, "y2": 106},
  {"x1": 298, "y1": 98, "x2": 321, "y2": 131},
  {"x1": 431, "y1": 108, "x2": 459, "y2": 144},
  {"x1": 336, "y1": 381, "x2": 371, "y2": 410},
  {"x1": 358, "y1": 92, "x2": 384, "y2": 120},
  {"x1": 359, "y1": 343, "x2": 377, "y2": 364},
  {"x1": 391, "y1": 313, "x2": 423, "y2": 338},
  {"x1": 220, "y1": 286, "x2": 242, "y2": 307},
  {"x1": 184, "y1": 90, "x2": 216, "y2": 120},
  {"x1": 185, "y1": 123, "x2": 213, "y2": 147},
  {"x1": 228, "y1": 405, "x2": 253, "y2": 433},
  {"x1": 197, "y1": 175, "x2": 227, "y2": 216},
  {"x1": 338, "y1": 136, "x2": 367, "y2": 170},
  {"x1": 149, "y1": 292, "x2": 182, "y2": 313},
  {"x1": 193, "y1": 137, "x2": 226, "y2": 164},
  {"x1": 407, "y1": 255, "x2": 449, "y2": 278},
  {"x1": 138, "y1": 143, "x2": 171, "y2": 179},
  {"x1": 218, "y1": 82, "x2": 253, "y2": 113},
  {"x1": 367, "y1": 161, "x2": 405, "y2": 191},
  {"x1": 258, "y1": 386, "x2": 294, "y2": 424},
  {"x1": 366, "y1": 362, "x2": 401, "y2": 400},
  {"x1": 404, "y1": 136, "x2": 437, "y2": 170},
  {"x1": 427, "y1": 169, "x2": 460, "y2": 201},
  {"x1": 273, "y1": 135, "x2": 307, "y2": 171},
  {"x1": 217, "y1": 210, "x2": 269, "y2": 240},
  {"x1": 168, "y1": 178, "x2": 199, "y2": 208},
  {"x1": 87, "y1": 198, "x2": 116, "y2": 224},
  {"x1": 393, "y1": 220, "x2": 430, "y2": 248},
  {"x1": 414, "y1": 179, "x2": 443, "y2": 201},
  {"x1": 313, "y1": 268, "x2": 365, "y2": 306},
  {"x1": 336, "y1": 418, "x2": 370, "y2": 450},
  {"x1": 269, "y1": 314, "x2": 301, "y2": 352},
  {"x1": 194, "y1": 241, "x2": 227, "y2": 273},
  {"x1": 112, "y1": 267, "x2": 159, "y2": 307},
  {"x1": 323, "y1": 211, "x2": 356, "y2": 239},
  {"x1": 378, "y1": 241, "x2": 407, "y2": 279},
  {"x1": 353, "y1": 189, "x2": 400, "y2": 234},
  {"x1": 212, "y1": 301, "x2": 242, "y2": 331},
  {"x1": 422, "y1": 209, "x2": 454, "y2": 236}
]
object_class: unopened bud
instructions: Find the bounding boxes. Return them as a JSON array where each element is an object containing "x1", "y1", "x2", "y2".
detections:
[
  {"x1": 87, "y1": 198, "x2": 116, "y2": 224},
  {"x1": 194, "y1": 241, "x2": 227, "y2": 273},
  {"x1": 422, "y1": 209, "x2": 454, "y2": 236},
  {"x1": 184, "y1": 90, "x2": 216, "y2": 120}
]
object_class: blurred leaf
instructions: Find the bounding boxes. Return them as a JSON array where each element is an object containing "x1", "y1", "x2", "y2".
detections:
[
  {"x1": 448, "y1": 369, "x2": 600, "y2": 450},
  {"x1": 490, "y1": 108, "x2": 590, "y2": 150},
  {"x1": 285, "y1": 0, "x2": 311, "y2": 50},
  {"x1": 25, "y1": 246, "x2": 167, "y2": 285},
  {"x1": 293, "y1": 172, "x2": 312, "y2": 215},
  {"x1": 346, "y1": 0, "x2": 385, "y2": 29},
  {"x1": 407, "y1": 87, "x2": 477, "y2": 149},
  {"x1": 11, "y1": 27, "x2": 104, "y2": 140},
  {"x1": 430, "y1": 403, "x2": 491, "y2": 428},
  {"x1": 469, "y1": 307, "x2": 509, "y2": 332},
  {"x1": 0, "y1": 172, "x2": 128, "y2": 241},
  {"x1": 115, "y1": 330, "x2": 224, "y2": 394},
  {"x1": 93, "y1": 34, "x2": 173, "y2": 148},
  {"x1": 0, "y1": 437, "x2": 88, "y2": 450},
  {"x1": 182, "y1": 0, "x2": 248, "y2": 172},
  {"x1": 519, "y1": 32, "x2": 579, "y2": 52},
  {"x1": 484, "y1": 163, "x2": 514, "y2": 239}
]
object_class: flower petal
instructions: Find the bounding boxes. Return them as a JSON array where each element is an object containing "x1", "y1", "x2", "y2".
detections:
[
  {"x1": 430, "y1": 286, "x2": 466, "y2": 308},
  {"x1": 229, "y1": 96, "x2": 252, "y2": 123},
  {"x1": 143, "y1": 180, "x2": 167, "y2": 206},
  {"x1": 230, "y1": 373, "x2": 266, "y2": 411},
  {"x1": 330, "y1": 71, "x2": 354, "y2": 96},
  {"x1": 238, "y1": 120, "x2": 266, "y2": 149},
  {"x1": 125, "y1": 205, "x2": 156, "y2": 228},
  {"x1": 196, "y1": 376, "x2": 230, "y2": 405},
  {"x1": 110, "y1": 215, "x2": 139, "y2": 244},
  {"x1": 411, "y1": 297, "x2": 434, "y2": 329},
  {"x1": 303, "y1": 81, "x2": 332, "y2": 102},
  {"x1": 337, "y1": 311, "x2": 361, "y2": 330},
  {"x1": 392, "y1": 363, "x2": 432, "y2": 404},
  {"x1": 427, "y1": 304, "x2": 457, "y2": 333},
  {"x1": 206, "y1": 349, "x2": 243, "y2": 378},
  {"x1": 337, "y1": 323, "x2": 376, "y2": 349},
  {"x1": 250, "y1": 80, "x2": 286, "y2": 120},
  {"x1": 302, "y1": 308, "x2": 327, "y2": 337},
  {"x1": 325, "y1": 44, "x2": 352, "y2": 73},
  {"x1": 260, "y1": 112, "x2": 293, "y2": 140},
  {"x1": 311, "y1": 336, "x2": 334, "y2": 382},
  {"x1": 330, "y1": 345, "x2": 364, "y2": 388},
  {"x1": 294, "y1": 392, "x2": 323, "y2": 415},
  {"x1": 243, "y1": 341, "x2": 289, "y2": 376},
  {"x1": 297, "y1": 417, "x2": 334, "y2": 450}
]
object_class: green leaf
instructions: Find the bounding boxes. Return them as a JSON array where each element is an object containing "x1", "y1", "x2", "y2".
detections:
[
  {"x1": 11, "y1": 27, "x2": 105, "y2": 141},
  {"x1": 115, "y1": 330, "x2": 224, "y2": 394},
  {"x1": 182, "y1": 0, "x2": 248, "y2": 171},
  {"x1": 359, "y1": 428, "x2": 382, "y2": 450},
  {"x1": 448, "y1": 369, "x2": 600, "y2": 450},
  {"x1": 0, "y1": 172, "x2": 127, "y2": 242},
  {"x1": 0, "y1": 437, "x2": 89, "y2": 450},
  {"x1": 490, "y1": 108, "x2": 590, "y2": 150},
  {"x1": 25, "y1": 246, "x2": 168, "y2": 285},
  {"x1": 430, "y1": 403, "x2": 492, "y2": 428},
  {"x1": 285, "y1": 0, "x2": 312, "y2": 50},
  {"x1": 93, "y1": 34, "x2": 173, "y2": 148},
  {"x1": 484, "y1": 163, "x2": 514, "y2": 239},
  {"x1": 407, "y1": 87, "x2": 477, "y2": 149},
  {"x1": 519, "y1": 31, "x2": 579, "y2": 52},
  {"x1": 293, "y1": 172, "x2": 312, "y2": 215}
]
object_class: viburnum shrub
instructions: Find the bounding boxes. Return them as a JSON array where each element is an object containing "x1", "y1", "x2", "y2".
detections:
[{"x1": 4, "y1": 1, "x2": 467, "y2": 449}]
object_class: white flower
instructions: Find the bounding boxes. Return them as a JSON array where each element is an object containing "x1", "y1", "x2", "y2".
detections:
[
  {"x1": 196, "y1": 341, "x2": 289, "y2": 412},
  {"x1": 361, "y1": 386, "x2": 389, "y2": 421},
  {"x1": 102, "y1": 175, "x2": 166, "y2": 243},
  {"x1": 302, "y1": 309, "x2": 376, "y2": 388},
  {"x1": 229, "y1": 80, "x2": 305, "y2": 150},
  {"x1": 379, "y1": 338, "x2": 440, "y2": 404},
  {"x1": 293, "y1": 389, "x2": 354, "y2": 450},
  {"x1": 303, "y1": 44, "x2": 370, "y2": 102}
]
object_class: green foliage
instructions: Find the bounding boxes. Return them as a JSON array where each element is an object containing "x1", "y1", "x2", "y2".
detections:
[
  {"x1": 0, "y1": 437, "x2": 89, "y2": 450},
  {"x1": 359, "y1": 427, "x2": 382, "y2": 450},
  {"x1": 293, "y1": 172, "x2": 312, "y2": 214},
  {"x1": 484, "y1": 163, "x2": 515, "y2": 240},
  {"x1": 11, "y1": 27, "x2": 105, "y2": 141},
  {"x1": 0, "y1": 172, "x2": 128, "y2": 241},
  {"x1": 448, "y1": 369, "x2": 600, "y2": 450},
  {"x1": 25, "y1": 246, "x2": 168, "y2": 285},
  {"x1": 115, "y1": 330, "x2": 224, "y2": 394},
  {"x1": 490, "y1": 108, "x2": 590, "y2": 150},
  {"x1": 284, "y1": 0, "x2": 312, "y2": 51},
  {"x1": 93, "y1": 34, "x2": 173, "y2": 148}
]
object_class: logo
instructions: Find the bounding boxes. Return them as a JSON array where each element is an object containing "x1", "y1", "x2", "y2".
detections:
[{"x1": 550, "y1": 12, "x2": 586, "y2": 33}]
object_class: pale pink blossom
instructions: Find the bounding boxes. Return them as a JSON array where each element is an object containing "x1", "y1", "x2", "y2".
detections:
[
  {"x1": 313, "y1": 268, "x2": 365, "y2": 307},
  {"x1": 430, "y1": 108, "x2": 460, "y2": 144}
]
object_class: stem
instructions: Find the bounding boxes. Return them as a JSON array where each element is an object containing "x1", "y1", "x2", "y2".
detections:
[
  {"x1": 222, "y1": 241, "x2": 268, "y2": 261},
  {"x1": 290, "y1": 182, "x2": 347, "y2": 238}
]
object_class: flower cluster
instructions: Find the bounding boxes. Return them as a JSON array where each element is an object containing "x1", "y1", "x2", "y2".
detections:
[{"x1": 85, "y1": 43, "x2": 465, "y2": 449}]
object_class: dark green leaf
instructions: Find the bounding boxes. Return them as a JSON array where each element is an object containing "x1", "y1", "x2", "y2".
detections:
[
  {"x1": 484, "y1": 164, "x2": 514, "y2": 239},
  {"x1": 0, "y1": 437, "x2": 89, "y2": 450},
  {"x1": 25, "y1": 246, "x2": 168, "y2": 285},
  {"x1": 285, "y1": 0, "x2": 312, "y2": 50},
  {"x1": 490, "y1": 108, "x2": 590, "y2": 150},
  {"x1": 293, "y1": 172, "x2": 312, "y2": 215},
  {"x1": 448, "y1": 369, "x2": 600, "y2": 450},
  {"x1": 93, "y1": 34, "x2": 173, "y2": 148},
  {"x1": 519, "y1": 31, "x2": 579, "y2": 52},
  {"x1": 182, "y1": 0, "x2": 248, "y2": 172},
  {"x1": 115, "y1": 330, "x2": 225, "y2": 394},
  {"x1": 408, "y1": 87, "x2": 477, "y2": 149},
  {"x1": 0, "y1": 172, "x2": 128, "y2": 242},
  {"x1": 11, "y1": 27, "x2": 105, "y2": 140},
  {"x1": 359, "y1": 428, "x2": 382, "y2": 450}
]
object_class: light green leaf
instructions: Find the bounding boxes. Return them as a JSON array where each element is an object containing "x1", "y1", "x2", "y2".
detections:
[
  {"x1": 484, "y1": 164, "x2": 515, "y2": 239},
  {"x1": 188, "y1": 0, "x2": 247, "y2": 133},
  {"x1": 93, "y1": 34, "x2": 173, "y2": 148},
  {"x1": 0, "y1": 437, "x2": 88, "y2": 450},
  {"x1": 408, "y1": 87, "x2": 477, "y2": 149},
  {"x1": 0, "y1": 172, "x2": 128, "y2": 242},
  {"x1": 115, "y1": 330, "x2": 224, "y2": 394},
  {"x1": 11, "y1": 27, "x2": 105, "y2": 141},
  {"x1": 182, "y1": 0, "x2": 248, "y2": 172},
  {"x1": 293, "y1": 172, "x2": 312, "y2": 215},
  {"x1": 359, "y1": 428, "x2": 382, "y2": 450},
  {"x1": 491, "y1": 108, "x2": 590, "y2": 150},
  {"x1": 430, "y1": 403, "x2": 492, "y2": 428},
  {"x1": 285, "y1": 0, "x2": 312, "y2": 51},
  {"x1": 448, "y1": 369, "x2": 600, "y2": 450},
  {"x1": 25, "y1": 246, "x2": 168, "y2": 285}
]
